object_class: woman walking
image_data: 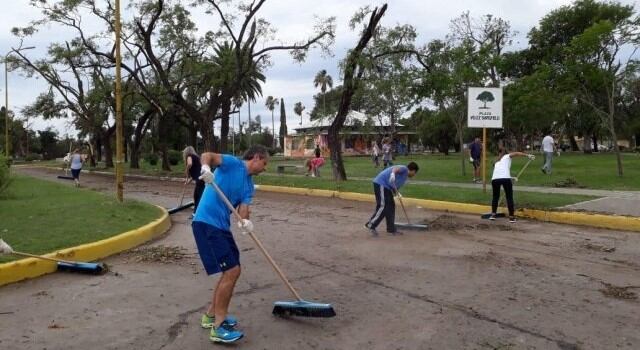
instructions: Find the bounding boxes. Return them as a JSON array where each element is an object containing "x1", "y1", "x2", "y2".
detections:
[
  {"x1": 371, "y1": 141, "x2": 380, "y2": 168},
  {"x1": 69, "y1": 148, "x2": 84, "y2": 187}
]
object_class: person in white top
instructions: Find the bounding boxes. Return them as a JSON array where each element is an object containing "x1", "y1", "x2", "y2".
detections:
[
  {"x1": 69, "y1": 148, "x2": 84, "y2": 187},
  {"x1": 490, "y1": 149, "x2": 535, "y2": 223},
  {"x1": 540, "y1": 134, "x2": 556, "y2": 174}
]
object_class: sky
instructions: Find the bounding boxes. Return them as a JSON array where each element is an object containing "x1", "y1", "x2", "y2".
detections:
[{"x1": 0, "y1": 0, "x2": 637, "y2": 139}]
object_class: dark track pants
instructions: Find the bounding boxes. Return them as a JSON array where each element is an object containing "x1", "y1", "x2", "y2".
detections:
[
  {"x1": 491, "y1": 178, "x2": 514, "y2": 216},
  {"x1": 367, "y1": 183, "x2": 396, "y2": 232}
]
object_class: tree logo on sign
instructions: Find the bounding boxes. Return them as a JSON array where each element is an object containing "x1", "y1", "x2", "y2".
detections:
[{"x1": 476, "y1": 91, "x2": 495, "y2": 109}]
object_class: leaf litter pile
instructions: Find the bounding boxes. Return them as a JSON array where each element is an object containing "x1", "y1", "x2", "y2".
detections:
[
  {"x1": 123, "y1": 245, "x2": 192, "y2": 264},
  {"x1": 599, "y1": 282, "x2": 639, "y2": 300}
]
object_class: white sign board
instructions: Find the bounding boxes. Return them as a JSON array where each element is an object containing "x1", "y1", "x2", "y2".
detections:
[{"x1": 467, "y1": 87, "x2": 503, "y2": 128}]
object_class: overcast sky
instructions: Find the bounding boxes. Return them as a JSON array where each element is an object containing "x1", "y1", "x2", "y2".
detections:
[{"x1": 1, "y1": 0, "x2": 637, "y2": 138}]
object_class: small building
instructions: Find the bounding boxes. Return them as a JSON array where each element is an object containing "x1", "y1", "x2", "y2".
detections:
[{"x1": 283, "y1": 110, "x2": 416, "y2": 157}]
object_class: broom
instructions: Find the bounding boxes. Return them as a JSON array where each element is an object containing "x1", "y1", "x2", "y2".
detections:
[
  {"x1": 393, "y1": 187, "x2": 428, "y2": 230},
  {"x1": 481, "y1": 157, "x2": 534, "y2": 219},
  {"x1": 0, "y1": 238, "x2": 106, "y2": 274},
  {"x1": 167, "y1": 180, "x2": 194, "y2": 214},
  {"x1": 208, "y1": 182, "x2": 336, "y2": 318}
]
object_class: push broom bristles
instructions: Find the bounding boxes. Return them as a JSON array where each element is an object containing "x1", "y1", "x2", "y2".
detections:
[{"x1": 273, "y1": 300, "x2": 336, "y2": 318}]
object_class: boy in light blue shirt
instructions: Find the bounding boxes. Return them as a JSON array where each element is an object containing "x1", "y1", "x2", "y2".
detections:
[{"x1": 365, "y1": 162, "x2": 419, "y2": 236}]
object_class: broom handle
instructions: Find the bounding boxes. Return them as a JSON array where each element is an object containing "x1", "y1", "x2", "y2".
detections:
[
  {"x1": 208, "y1": 183, "x2": 303, "y2": 301},
  {"x1": 394, "y1": 186, "x2": 411, "y2": 225},
  {"x1": 515, "y1": 158, "x2": 533, "y2": 179},
  {"x1": 11, "y1": 251, "x2": 73, "y2": 264},
  {"x1": 179, "y1": 180, "x2": 188, "y2": 207}
]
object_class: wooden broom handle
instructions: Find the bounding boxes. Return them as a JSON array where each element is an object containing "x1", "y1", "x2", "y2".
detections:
[
  {"x1": 11, "y1": 251, "x2": 73, "y2": 264},
  {"x1": 516, "y1": 158, "x2": 533, "y2": 179},
  {"x1": 393, "y1": 185, "x2": 411, "y2": 225},
  {"x1": 208, "y1": 183, "x2": 303, "y2": 301}
]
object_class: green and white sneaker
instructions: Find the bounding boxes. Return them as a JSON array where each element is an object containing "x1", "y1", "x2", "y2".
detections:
[
  {"x1": 210, "y1": 323, "x2": 243, "y2": 343},
  {"x1": 201, "y1": 314, "x2": 238, "y2": 329}
]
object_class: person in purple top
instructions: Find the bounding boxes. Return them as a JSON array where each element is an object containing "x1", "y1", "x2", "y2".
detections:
[{"x1": 365, "y1": 162, "x2": 419, "y2": 236}]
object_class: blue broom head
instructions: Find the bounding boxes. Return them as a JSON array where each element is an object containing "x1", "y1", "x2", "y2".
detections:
[
  {"x1": 56, "y1": 261, "x2": 108, "y2": 275},
  {"x1": 272, "y1": 300, "x2": 336, "y2": 318}
]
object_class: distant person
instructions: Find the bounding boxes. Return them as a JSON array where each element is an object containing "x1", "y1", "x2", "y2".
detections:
[
  {"x1": 314, "y1": 144, "x2": 321, "y2": 158},
  {"x1": 305, "y1": 153, "x2": 325, "y2": 177},
  {"x1": 69, "y1": 148, "x2": 84, "y2": 187},
  {"x1": 489, "y1": 149, "x2": 535, "y2": 223},
  {"x1": 468, "y1": 137, "x2": 482, "y2": 183},
  {"x1": 371, "y1": 141, "x2": 380, "y2": 168},
  {"x1": 183, "y1": 146, "x2": 205, "y2": 214},
  {"x1": 382, "y1": 138, "x2": 393, "y2": 168},
  {"x1": 365, "y1": 162, "x2": 419, "y2": 236},
  {"x1": 541, "y1": 134, "x2": 556, "y2": 174}
]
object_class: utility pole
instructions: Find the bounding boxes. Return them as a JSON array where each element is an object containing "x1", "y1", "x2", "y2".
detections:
[{"x1": 114, "y1": 0, "x2": 124, "y2": 202}]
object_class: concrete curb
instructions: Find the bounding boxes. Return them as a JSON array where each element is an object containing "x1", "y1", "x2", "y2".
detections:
[
  {"x1": 255, "y1": 185, "x2": 640, "y2": 232},
  {"x1": 0, "y1": 206, "x2": 171, "y2": 287}
]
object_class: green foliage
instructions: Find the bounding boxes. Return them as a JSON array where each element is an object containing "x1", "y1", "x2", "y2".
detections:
[
  {"x1": 418, "y1": 109, "x2": 456, "y2": 155},
  {"x1": 0, "y1": 155, "x2": 11, "y2": 196},
  {"x1": 167, "y1": 150, "x2": 181, "y2": 166},
  {"x1": 24, "y1": 153, "x2": 42, "y2": 161},
  {"x1": 144, "y1": 153, "x2": 159, "y2": 166},
  {"x1": 0, "y1": 175, "x2": 161, "y2": 263}
]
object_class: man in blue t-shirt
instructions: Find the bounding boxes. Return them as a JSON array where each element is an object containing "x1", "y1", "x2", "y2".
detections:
[
  {"x1": 192, "y1": 145, "x2": 268, "y2": 344},
  {"x1": 365, "y1": 162, "x2": 419, "y2": 236},
  {"x1": 468, "y1": 137, "x2": 482, "y2": 183}
]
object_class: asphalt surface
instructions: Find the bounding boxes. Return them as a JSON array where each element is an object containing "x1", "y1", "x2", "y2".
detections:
[{"x1": 1, "y1": 167, "x2": 639, "y2": 350}]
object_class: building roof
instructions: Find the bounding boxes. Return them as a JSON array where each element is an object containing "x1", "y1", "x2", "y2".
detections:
[{"x1": 292, "y1": 110, "x2": 403, "y2": 134}]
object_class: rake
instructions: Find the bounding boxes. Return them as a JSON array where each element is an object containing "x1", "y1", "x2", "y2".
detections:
[
  {"x1": 0, "y1": 238, "x2": 106, "y2": 274},
  {"x1": 208, "y1": 182, "x2": 336, "y2": 318},
  {"x1": 481, "y1": 157, "x2": 533, "y2": 219}
]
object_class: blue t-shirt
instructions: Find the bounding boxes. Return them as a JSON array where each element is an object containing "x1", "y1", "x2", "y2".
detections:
[
  {"x1": 469, "y1": 142, "x2": 482, "y2": 159},
  {"x1": 373, "y1": 165, "x2": 409, "y2": 190},
  {"x1": 193, "y1": 155, "x2": 255, "y2": 231}
]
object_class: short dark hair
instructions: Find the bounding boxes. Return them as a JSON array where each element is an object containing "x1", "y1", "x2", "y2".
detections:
[
  {"x1": 243, "y1": 145, "x2": 269, "y2": 160},
  {"x1": 407, "y1": 162, "x2": 419, "y2": 172}
]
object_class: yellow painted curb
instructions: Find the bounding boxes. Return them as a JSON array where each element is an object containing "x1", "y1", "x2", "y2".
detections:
[
  {"x1": 256, "y1": 185, "x2": 640, "y2": 232},
  {"x1": 0, "y1": 206, "x2": 171, "y2": 287}
]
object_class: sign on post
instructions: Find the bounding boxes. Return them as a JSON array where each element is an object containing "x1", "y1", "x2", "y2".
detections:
[{"x1": 467, "y1": 87, "x2": 503, "y2": 129}]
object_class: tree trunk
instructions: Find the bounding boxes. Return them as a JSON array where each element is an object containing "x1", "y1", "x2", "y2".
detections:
[
  {"x1": 608, "y1": 109, "x2": 623, "y2": 177},
  {"x1": 130, "y1": 111, "x2": 153, "y2": 169},
  {"x1": 103, "y1": 134, "x2": 114, "y2": 168},
  {"x1": 220, "y1": 99, "x2": 231, "y2": 153},
  {"x1": 96, "y1": 137, "x2": 103, "y2": 162},
  {"x1": 568, "y1": 133, "x2": 579, "y2": 151},
  {"x1": 201, "y1": 117, "x2": 215, "y2": 152},
  {"x1": 582, "y1": 135, "x2": 592, "y2": 154},
  {"x1": 328, "y1": 4, "x2": 388, "y2": 181},
  {"x1": 592, "y1": 133, "x2": 599, "y2": 152}
]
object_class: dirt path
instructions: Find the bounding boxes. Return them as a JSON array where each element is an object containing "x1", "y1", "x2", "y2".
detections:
[{"x1": 1, "y1": 167, "x2": 639, "y2": 350}]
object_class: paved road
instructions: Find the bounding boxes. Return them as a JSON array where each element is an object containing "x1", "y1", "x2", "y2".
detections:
[{"x1": 1, "y1": 167, "x2": 638, "y2": 349}]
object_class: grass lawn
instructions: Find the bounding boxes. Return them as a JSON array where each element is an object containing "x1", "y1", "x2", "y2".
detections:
[
  {"x1": 253, "y1": 174, "x2": 595, "y2": 210},
  {"x1": 266, "y1": 152, "x2": 640, "y2": 191},
  {"x1": 0, "y1": 175, "x2": 163, "y2": 263},
  {"x1": 37, "y1": 151, "x2": 640, "y2": 190}
]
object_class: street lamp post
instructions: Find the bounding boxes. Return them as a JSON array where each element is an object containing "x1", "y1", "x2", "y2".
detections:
[{"x1": 4, "y1": 46, "x2": 35, "y2": 158}]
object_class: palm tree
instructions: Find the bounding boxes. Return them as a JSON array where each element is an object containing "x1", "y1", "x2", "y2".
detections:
[
  {"x1": 265, "y1": 96, "x2": 279, "y2": 148},
  {"x1": 294, "y1": 102, "x2": 305, "y2": 125},
  {"x1": 313, "y1": 69, "x2": 333, "y2": 118}
]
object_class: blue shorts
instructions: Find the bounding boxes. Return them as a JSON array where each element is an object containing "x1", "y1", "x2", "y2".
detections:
[
  {"x1": 71, "y1": 169, "x2": 81, "y2": 179},
  {"x1": 191, "y1": 221, "x2": 240, "y2": 275}
]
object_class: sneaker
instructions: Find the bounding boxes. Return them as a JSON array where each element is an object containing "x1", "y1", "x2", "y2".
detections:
[
  {"x1": 364, "y1": 223, "x2": 378, "y2": 237},
  {"x1": 489, "y1": 214, "x2": 496, "y2": 221},
  {"x1": 201, "y1": 314, "x2": 238, "y2": 329},
  {"x1": 541, "y1": 167, "x2": 547, "y2": 174},
  {"x1": 509, "y1": 216, "x2": 517, "y2": 223},
  {"x1": 210, "y1": 323, "x2": 243, "y2": 343}
]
